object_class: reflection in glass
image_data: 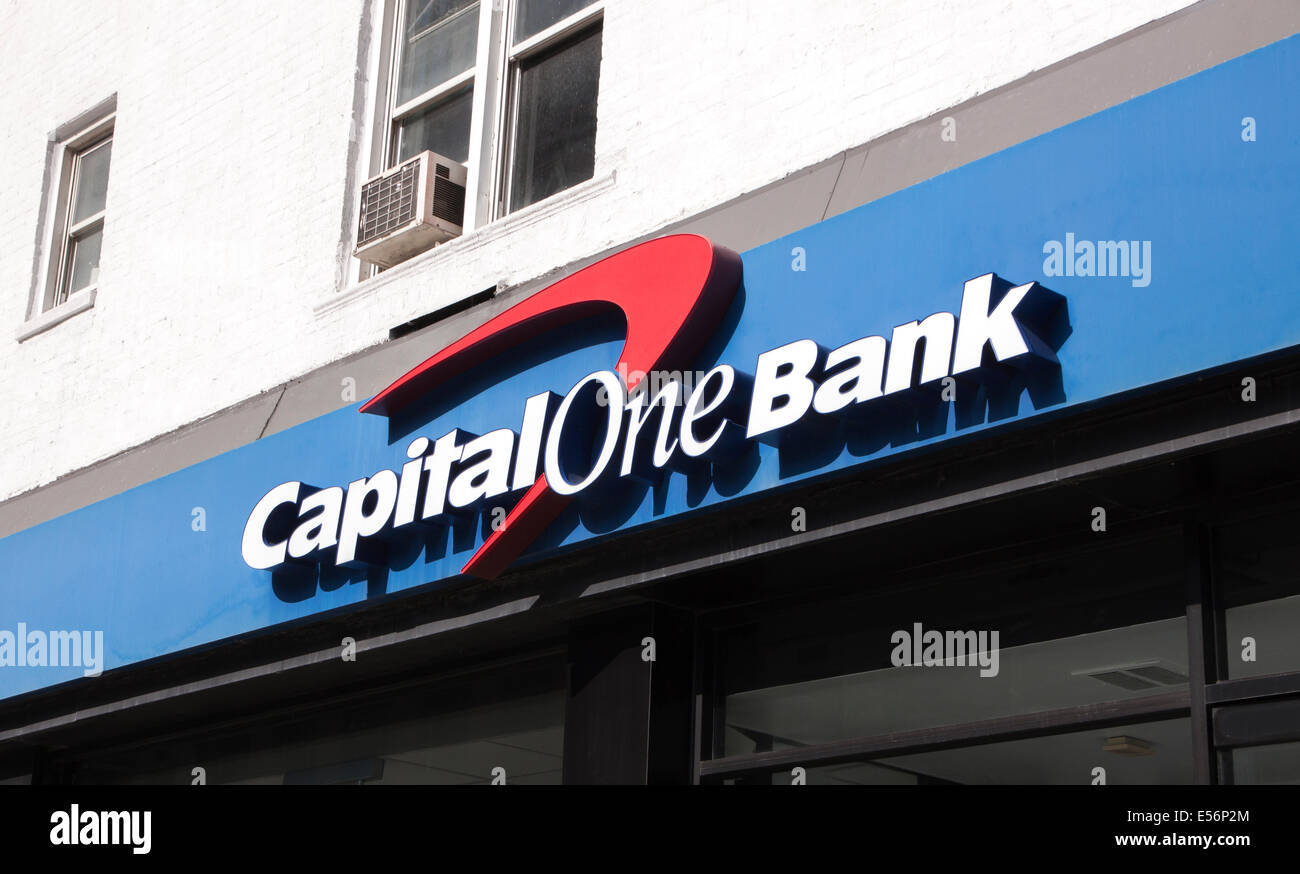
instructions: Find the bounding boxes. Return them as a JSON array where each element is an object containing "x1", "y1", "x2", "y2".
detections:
[
  {"x1": 396, "y1": 87, "x2": 474, "y2": 163},
  {"x1": 718, "y1": 534, "x2": 1188, "y2": 756},
  {"x1": 66, "y1": 229, "x2": 103, "y2": 294},
  {"x1": 71, "y1": 139, "x2": 112, "y2": 224},
  {"x1": 397, "y1": 0, "x2": 479, "y2": 105},
  {"x1": 508, "y1": 25, "x2": 601, "y2": 212},
  {"x1": 513, "y1": 0, "x2": 593, "y2": 44}
]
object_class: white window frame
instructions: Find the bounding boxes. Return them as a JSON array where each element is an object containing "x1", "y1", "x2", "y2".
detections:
[
  {"x1": 51, "y1": 121, "x2": 114, "y2": 307},
  {"x1": 18, "y1": 102, "x2": 116, "y2": 342},
  {"x1": 371, "y1": 0, "x2": 604, "y2": 237}
]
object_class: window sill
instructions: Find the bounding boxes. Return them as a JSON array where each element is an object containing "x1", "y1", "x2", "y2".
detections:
[
  {"x1": 15, "y1": 289, "x2": 97, "y2": 343},
  {"x1": 318, "y1": 169, "x2": 618, "y2": 318}
]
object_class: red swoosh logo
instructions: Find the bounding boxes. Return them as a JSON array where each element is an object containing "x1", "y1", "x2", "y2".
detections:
[{"x1": 360, "y1": 234, "x2": 742, "y2": 578}]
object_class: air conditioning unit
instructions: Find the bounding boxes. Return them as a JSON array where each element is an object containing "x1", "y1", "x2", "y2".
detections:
[{"x1": 355, "y1": 151, "x2": 467, "y2": 268}]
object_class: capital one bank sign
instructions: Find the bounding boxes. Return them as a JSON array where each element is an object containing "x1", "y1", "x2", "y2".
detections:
[{"x1": 242, "y1": 235, "x2": 1065, "y2": 580}]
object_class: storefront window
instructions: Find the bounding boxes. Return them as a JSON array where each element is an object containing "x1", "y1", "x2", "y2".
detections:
[
  {"x1": 715, "y1": 533, "x2": 1187, "y2": 758},
  {"x1": 69, "y1": 658, "x2": 565, "y2": 785},
  {"x1": 1217, "y1": 507, "x2": 1300, "y2": 680}
]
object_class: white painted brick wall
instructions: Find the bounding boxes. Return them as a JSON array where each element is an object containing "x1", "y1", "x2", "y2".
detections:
[{"x1": 0, "y1": 0, "x2": 1193, "y2": 501}]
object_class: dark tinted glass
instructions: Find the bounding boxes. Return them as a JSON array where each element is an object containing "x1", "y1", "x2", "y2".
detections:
[
  {"x1": 397, "y1": 87, "x2": 474, "y2": 163},
  {"x1": 508, "y1": 25, "x2": 601, "y2": 212}
]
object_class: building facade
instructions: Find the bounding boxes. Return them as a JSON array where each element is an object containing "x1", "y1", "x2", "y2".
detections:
[{"x1": 2, "y1": 0, "x2": 1300, "y2": 785}]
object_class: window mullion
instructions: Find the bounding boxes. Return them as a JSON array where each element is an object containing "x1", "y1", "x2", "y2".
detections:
[
  {"x1": 499, "y1": 62, "x2": 520, "y2": 219},
  {"x1": 391, "y1": 67, "x2": 476, "y2": 121},
  {"x1": 508, "y1": 2, "x2": 602, "y2": 60},
  {"x1": 59, "y1": 235, "x2": 80, "y2": 305},
  {"x1": 381, "y1": 0, "x2": 408, "y2": 170},
  {"x1": 463, "y1": 0, "x2": 507, "y2": 231},
  {"x1": 50, "y1": 150, "x2": 79, "y2": 307},
  {"x1": 67, "y1": 212, "x2": 105, "y2": 239}
]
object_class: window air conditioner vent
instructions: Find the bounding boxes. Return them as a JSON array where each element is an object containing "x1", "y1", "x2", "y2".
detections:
[
  {"x1": 431, "y1": 171, "x2": 466, "y2": 226},
  {"x1": 359, "y1": 160, "x2": 420, "y2": 246},
  {"x1": 355, "y1": 150, "x2": 467, "y2": 269}
]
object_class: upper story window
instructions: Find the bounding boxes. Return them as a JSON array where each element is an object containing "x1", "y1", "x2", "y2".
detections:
[
  {"x1": 358, "y1": 0, "x2": 602, "y2": 270},
  {"x1": 55, "y1": 130, "x2": 114, "y2": 306},
  {"x1": 16, "y1": 101, "x2": 115, "y2": 342},
  {"x1": 504, "y1": 4, "x2": 602, "y2": 213}
]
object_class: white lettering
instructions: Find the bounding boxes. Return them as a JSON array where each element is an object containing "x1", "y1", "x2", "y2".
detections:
[
  {"x1": 884, "y1": 312, "x2": 954, "y2": 394},
  {"x1": 288, "y1": 487, "x2": 343, "y2": 559},
  {"x1": 448, "y1": 429, "x2": 517, "y2": 508},
  {"x1": 545, "y1": 371, "x2": 625, "y2": 496},
  {"x1": 746, "y1": 339, "x2": 819, "y2": 439},
  {"x1": 680, "y1": 365, "x2": 735, "y2": 457},
  {"x1": 241, "y1": 481, "x2": 302, "y2": 570},
  {"x1": 336, "y1": 470, "x2": 398, "y2": 565},
  {"x1": 951, "y1": 273, "x2": 1037, "y2": 375},
  {"x1": 813, "y1": 335, "x2": 886, "y2": 414}
]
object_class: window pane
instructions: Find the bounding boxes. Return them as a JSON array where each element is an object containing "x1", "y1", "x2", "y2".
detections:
[
  {"x1": 508, "y1": 25, "x2": 601, "y2": 212},
  {"x1": 66, "y1": 228, "x2": 103, "y2": 295},
  {"x1": 1231, "y1": 740, "x2": 1300, "y2": 784},
  {"x1": 717, "y1": 533, "x2": 1187, "y2": 757},
  {"x1": 513, "y1": 0, "x2": 593, "y2": 44},
  {"x1": 397, "y1": 0, "x2": 479, "y2": 105},
  {"x1": 396, "y1": 87, "x2": 474, "y2": 164},
  {"x1": 742, "y1": 718, "x2": 1193, "y2": 785},
  {"x1": 1218, "y1": 508, "x2": 1300, "y2": 679},
  {"x1": 71, "y1": 139, "x2": 112, "y2": 224}
]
